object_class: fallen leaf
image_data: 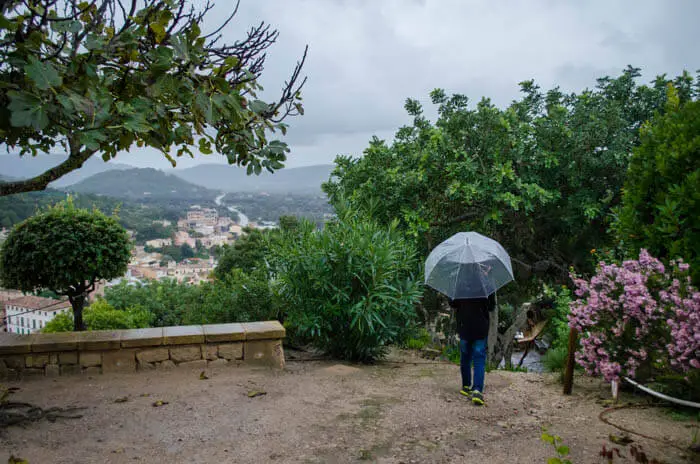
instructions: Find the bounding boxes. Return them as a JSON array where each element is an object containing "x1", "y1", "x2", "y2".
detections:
[
  {"x1": 152, "y1": 400, "x2": 169, "y2": 407},
  {"x1": 8, "y1": 456, "x2": 29, "y2": 464},
  {"x1": 247, "y1": 390, "x2": 267, "y2": 398},
  {"x1": 199, "y1": 371, "x2": 209, "y2": 380},
  {"x1": 609, "y1": 434, "x2": 634, "y2": 446},
  {"x1": 114, "y1": 396, "x2": 129, "y2": 403}
]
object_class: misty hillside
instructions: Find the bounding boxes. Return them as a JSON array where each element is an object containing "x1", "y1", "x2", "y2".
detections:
[
  {"x1": 0, "y1": 154, "x2": 131, "y2": 187},
  {"x1": 67, "y1": 168, "x2": 216, "y2": 201},
  {"x1": 172, "y1": 163, "x2": 334, "y2": 194}
]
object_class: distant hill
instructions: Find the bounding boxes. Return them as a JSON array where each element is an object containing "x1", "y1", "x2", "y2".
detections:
[
  {"x1": 172, "y1": 163, "x2": 334, "y2": 194},
  {"x1": 0, "y1": 154, "x2": 131, "y2": 187},
  {"x1": 67, "y1": 168, "x2": 216, "y2": 201}
]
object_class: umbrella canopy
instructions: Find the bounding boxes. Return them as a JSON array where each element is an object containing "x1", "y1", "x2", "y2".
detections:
[{"x1": 424, "y1": 232, "x2": 514, "y2": 299}]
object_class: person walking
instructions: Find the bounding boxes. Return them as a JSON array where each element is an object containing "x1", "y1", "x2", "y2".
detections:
[{"x1": 449, "y1": 293, "x2": 496, "y2": 406}]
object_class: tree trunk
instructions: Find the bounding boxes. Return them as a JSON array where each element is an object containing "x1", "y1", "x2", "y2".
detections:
[
  {"x1": 487, "y1": 299, "x2": 499, "y2": 366},
  {"x1": 69, "y1": 294, "x2": 86, "y2": 332}
]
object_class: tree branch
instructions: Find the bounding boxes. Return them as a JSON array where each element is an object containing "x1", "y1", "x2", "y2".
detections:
[{"x1": 0, "y1": 148, "x2": 95, "y2": 196}]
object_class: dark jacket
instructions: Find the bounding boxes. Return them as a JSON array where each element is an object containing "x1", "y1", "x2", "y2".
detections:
[{"x1": 449, "y1": 294, "x2": 496, "y2": 340}]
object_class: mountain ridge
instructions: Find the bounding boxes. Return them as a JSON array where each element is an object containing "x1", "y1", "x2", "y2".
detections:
[
  {"x1": 171, "y1": 163, "x2": 334, "y2": 194},
  {"x1": 66, "y1": 167, "x2": 216, "y2": 201}
]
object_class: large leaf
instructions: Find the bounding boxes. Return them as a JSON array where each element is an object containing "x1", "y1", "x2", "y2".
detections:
[
  {"x1": 8, "y1": 91, "x2": 49, "y2": 130},
  {"x1": 25, "y1": 57, "x2": 62, "y2": 90}
]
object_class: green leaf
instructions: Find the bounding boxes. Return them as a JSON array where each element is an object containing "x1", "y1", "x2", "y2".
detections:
[
  {"x1": 123, "y1": 114, "x2": 151, "y2": 133},
  {"x1": 85, "y1": 34, "x2": 106, "y2": 51},
  {"x1": 547, "y1": 459, "x2": 562, "y2": 464},
  {"x1": 25, "y1": 56, "x2": 62, "y2": 90},
  {"x1": 150, "y1": 46, "x2": 174, "y2": 70},
  {"x1": 198, "y1": 138, "x2": 212, "y2": 155},
  {"x1": 8, "y1": 91, "x2": 49, "y2": 129},
  {"x1": 249, "y1": 100, "x2": 269, "y2": 114},
  {"x1": 149, "y1": 23, "x2": 166, "y2": 43},
  {"x1": 556, "y1": 446, "x2": 569, "y2": 456},
  {"x1": 541, "y1": 433, "x2": 555, "y2": 445}
]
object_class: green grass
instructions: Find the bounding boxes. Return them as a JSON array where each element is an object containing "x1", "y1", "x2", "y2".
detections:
[{"x1": 401, "y1": 328, "x2": 432, "y2": 350}]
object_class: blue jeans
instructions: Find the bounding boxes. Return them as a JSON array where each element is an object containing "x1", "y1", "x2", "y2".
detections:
[{"x1": 460, "y1": 338, "x2": 487, "y2": 392}]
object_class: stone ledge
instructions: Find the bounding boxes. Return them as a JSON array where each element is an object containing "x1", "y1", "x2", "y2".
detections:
[
  {"x1": 120, "y1": 328, "x2": 164, "y2": 348},
  {"x1": 243, "y1": 321, "x2": 286, "y2": 341},
  {"x1": 31, "y1": 332, "x2": 78, "y2": 353},
  {"x1": 0, "y1": 321, "x2": 285, "y2": 380},
  {"x1": 203, "y1": 323, "x2": 245, "y2": 342},
  {"x1": 164, "y1": 325, "x2": 204, "y2": 345},
  {"x1": 78, "y1": 330, "x2": 121, "y2": 351}
]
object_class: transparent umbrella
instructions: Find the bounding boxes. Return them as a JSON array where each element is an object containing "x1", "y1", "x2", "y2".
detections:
[{"x1": 424, "y1": 232, "x2": 514, "y2": 299}]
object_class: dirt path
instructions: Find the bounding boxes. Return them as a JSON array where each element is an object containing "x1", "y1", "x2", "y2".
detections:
[{"x1": 1, "y1": 350, "x2": 697, "y2": 463}]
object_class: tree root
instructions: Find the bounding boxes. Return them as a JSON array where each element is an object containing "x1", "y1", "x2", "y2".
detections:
[{"x1": 1, "y1": 401, "x2": 86, "y2": 428}]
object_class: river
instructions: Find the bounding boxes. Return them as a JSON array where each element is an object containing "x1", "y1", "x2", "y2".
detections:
[{"x1": 215, "y1": 193, "x2": 249, "y2": 227}]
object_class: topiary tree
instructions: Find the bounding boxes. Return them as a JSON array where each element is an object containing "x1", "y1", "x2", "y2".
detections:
[
  {"x1": 0, "y1": 0, "x2": 307, "y2": 196},
  {"x1": 0, "y1": 199, "x2": 131, "y2": 331},
  {"x1": 617, "y1": 87, "x2": 700, "y2": 284}
]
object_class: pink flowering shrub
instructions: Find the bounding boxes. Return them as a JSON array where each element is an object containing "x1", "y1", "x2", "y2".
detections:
[{"x1": 569, "y1": 249, "x2": 700, "y2": 383}]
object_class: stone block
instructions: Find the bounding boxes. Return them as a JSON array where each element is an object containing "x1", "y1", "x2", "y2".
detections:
[
  {"x1": 30, "y1": 332, "x2": 78, "y2": 352},
  {"x1": 164, "y1": 325, "x2": 204, "y2": 345},
  {"x1": 59, "y1": 351, "x2": 78, "y2": 365},
  {"x1": 60, "y1": 364, "x2": 81, "y2": 376},
  {"x1": 120, "y1": 328, "x2": 163, "y2": 348},
  {"x1": 242, "y1": 321, "x2": 286, "y2": 341},
  {"x1": 22, "y1": 367, "x2": 45, "y2": 378},
  {"x1": 78, "y1": 330, "x2": 121, "y2": 351},
  {"x1": 170, "y1": 345, "x2": 201, "y2": 363},
  {"x1": 2, "y1": 355, "x2": 25, "y2": 370},
  {"x1": 217, "y1": 343, "x2": 243, "y2": 360},
  {"x1": 102, "y1": 349, "x2": 137, "y2": 373},
  {"x1": 245, "y1": 340, "x2": 285, "y2": 368},
  {"x1": 138, "y1": 362, "x2": 155, "y2": 371},
  {"x1": 45, "y1": 364, "x2": 60, "y2": 377},
  {"x1": 203, "y1": 323, "x2": 246, "y2": 343},
  {"x1": 208, "y1": 358, "x2": 229, "y2": 368},
  {"x1": 84, "y1": 366, "x2": 101, "y2": 376},
  {"x1": 156, "y1": 360, "x2": 175, "y2": 370},
  {"x1": 203, "y1": 345, "x2": 218, "y2": 361},
  {"x1": 176, "y1": 359, "x2": 207, "y2": 369},
  {"x1": 136, "y1": 347, "x2": 169, "y2": 364},
  {"x1": 80, "y1": 352, "x2": 102, "y2": 367},
  {"x1": 25, "y1": 354, "x2": 49, "y2": 368},
  {"x1": 0, "y1": 335, "x2": 31, "y2": 354}
]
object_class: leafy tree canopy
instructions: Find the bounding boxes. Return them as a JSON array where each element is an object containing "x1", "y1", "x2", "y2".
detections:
[
  {"x1": 0, "y1": 0, "x2": 307, "y2": 196},
  {"x1": 616, "y1": 87, "x2": 700, "y2": 283},
  {"x1": 0, "y1": 198, "x2": 131, "y2": 330},
  {"x1": 324, "y1": 68, "x2": 700, "y2": 286}
]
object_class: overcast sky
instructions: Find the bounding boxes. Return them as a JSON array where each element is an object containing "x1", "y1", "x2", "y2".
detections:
[{"x1": 19, "y1": 0, "x2": 700, "y2": 170}]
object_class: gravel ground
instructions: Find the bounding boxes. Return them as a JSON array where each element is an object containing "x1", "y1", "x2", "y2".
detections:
[{"x1": 1, "y1": 350, "x2": 697, "y2": 464}]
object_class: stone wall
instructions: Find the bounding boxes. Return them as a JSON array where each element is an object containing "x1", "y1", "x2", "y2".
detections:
[{"x1": 0, "y1": 321, "x2": 285, "y2": 380}]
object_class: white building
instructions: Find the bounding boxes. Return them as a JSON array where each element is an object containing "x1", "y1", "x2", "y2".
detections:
[
  {"x1": 145, "y1": 238, "x2": 172, "y2": 248},
  {"x1": 3, "y1": 296, "x2": 72, "y2": 334}
]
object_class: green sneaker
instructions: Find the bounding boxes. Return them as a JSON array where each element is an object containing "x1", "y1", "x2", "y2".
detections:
[
  {"x1": 459, "y1": 386, "x2": 472, "y2": 398},
  {"x1": 471, "y1": 390, "x2": 484, "y2": 406}
]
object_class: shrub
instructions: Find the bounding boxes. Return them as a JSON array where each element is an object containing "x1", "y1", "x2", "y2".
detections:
[
  {"x1": 43, "y1": 299, "x2": 151, "y2": 332},
  {"x1": 542, "y1": 346, "x2": 569, "y2": 377},
  {"x1": 272, "y1": 213, "x2": 422, "y2": 362},
  {"x1": 616, "y1": 93, "x2": 700, "y2": 285},
  {"x1": 401, "y1": 328, "x2": 432, "y2": 350},
  {"x1": 569, "y1": 249, "x2": 700, "y2": 383},
  {"x1": 541, "y1": 284, "x2": 573, "y2": 351}
]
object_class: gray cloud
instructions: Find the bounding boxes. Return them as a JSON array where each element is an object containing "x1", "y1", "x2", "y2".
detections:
[{"x1": 16, "y1": 0, "x2": 700, "y2": 171}]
